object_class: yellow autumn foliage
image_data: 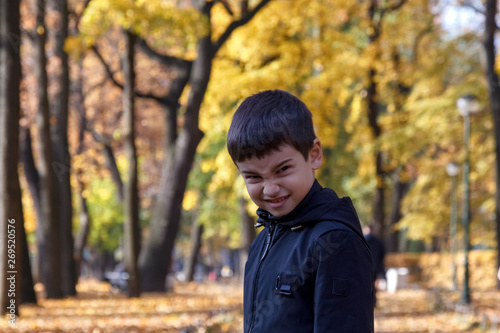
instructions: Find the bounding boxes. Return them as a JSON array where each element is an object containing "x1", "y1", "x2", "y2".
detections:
[
  {"x1": 183, "y1": 189, "x2": 199, "y2": 211},
  {"x1": 78, "y1": 0, "x2": 207, "y2": 58},
  {"x1": 196, "y1": 0, "x2": 495, "y2": 246}
]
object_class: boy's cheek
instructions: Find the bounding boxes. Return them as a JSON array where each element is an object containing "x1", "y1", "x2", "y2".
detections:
[
  {"x1": 247, "y1": 189, "x2": 262, "y2": 205},
  {"x1": 245, "y1": 183, "x2": 258, "y2": 195},
  {"x1": 247, "y1": 189, "x2": 259, "y2": 202}
]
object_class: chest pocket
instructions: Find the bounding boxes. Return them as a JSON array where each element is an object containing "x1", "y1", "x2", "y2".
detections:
[{"x1": 275, "y1": 273, "x2": 299, "y2": 297}]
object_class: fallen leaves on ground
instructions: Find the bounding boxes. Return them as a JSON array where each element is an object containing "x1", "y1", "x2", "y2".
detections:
[
  {"x1": 3, "y1": 279, "x2": 500, "y2": 332},
  {"x1": 375, "y1": 288, "x2": 500, "y2": 333},
  {"x1": 3, "y1": 279, "x2": 244, "y2": 332}
]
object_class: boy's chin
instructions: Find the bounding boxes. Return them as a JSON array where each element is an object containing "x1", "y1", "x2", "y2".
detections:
[{"x1": 264, "y1": 204, "x2": 295, "y2": 217}]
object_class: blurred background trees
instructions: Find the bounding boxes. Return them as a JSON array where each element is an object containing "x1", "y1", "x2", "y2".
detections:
[{"x1": 1, "y1": 0, "x2": 499, "y2": 312}]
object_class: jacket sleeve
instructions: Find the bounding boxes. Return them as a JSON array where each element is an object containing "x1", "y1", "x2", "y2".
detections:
[{"x1": 312, "y1": 229, "x2": 374, "y2": 333}]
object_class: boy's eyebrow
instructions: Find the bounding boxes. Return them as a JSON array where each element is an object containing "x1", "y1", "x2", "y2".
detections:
[
  {"x1": 240, "y1": 158, "x2": 293, "y2": 175},
  {"x1": 240, "y1": 170, "x2": 257, "y2": 175},
  {"x1": 273, "y1": 158, "x2": 292, "y2": 170}
]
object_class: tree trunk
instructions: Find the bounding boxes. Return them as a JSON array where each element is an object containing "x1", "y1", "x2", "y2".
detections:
[
  {"x1": 184, "y1": 218, "x2": 203, "y2": 283},
  {"x1": 52, "y1": 0, "x2": 76, "y2": 297},
  {"x1": 138, "y1": 0, "x2": 271, "y2": 292},
  {"x1": 483, "y1": 0, "x2": 500, "y2": 290},
  {"x1": 73, "y1": 130, "x2": 90, "y2": 280},
  {"x1": 365, "y1": 0, "x2": 392, "y2": 240},
  {"x1": 104, "y1": 144, "x2": 124, "y2": 201},
  {"x1": 239, "y1": 197, "x2": 255, "y2": 277},
  {"x1": 122, "y1": 30, "x2": 141, "y2": 298},
  {"x1": 386, "y1": 48, "x2": 410, "y2": 253},
  {"x1": 19, "y1": 127, "x2": 41, "y2": 226},
  {"x1": 73, "y1": 60, "x2": 91, "y2": 280},
  {"x1": 138, "y1": 116, "x2": 204, "y2": 291},
  {"x1": 138, "y1": 3, "x2": 212, "y2": 292},
  {"x1": 387, "y1": 171, "x2": 408, "y2": 253},
  {"x1": 19, "y1": 127, "x2": 42, "y2": 285},
  {"x1": 35, "y1": 0, "x2": 62, "y2": 299},
  {"x1": 367, "y1": 64, "x2": 385, "y2": 239},
  {"x1": 74, "y1": 189, "x2": 90, "y2": 277},
  {"x1": 0, "y1": 0, "x2": 26, "y2": 314},
  {"x1": 19, "y1": 213, "x2": 37, "y2": 304},
  {"x1": 87, "y1": 125, "x2": 124, "y2": 201}
]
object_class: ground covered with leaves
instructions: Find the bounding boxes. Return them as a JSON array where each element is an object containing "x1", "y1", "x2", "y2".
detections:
[
  {"x1": 4, "y1": 280, "x2": 243, "y2": 332},
  {"x1": 3, "y1": 279, "x2": 500, "y2": 332},
  {"x1": 375, "y1": 288, "x2": 500, "y2": 333}
]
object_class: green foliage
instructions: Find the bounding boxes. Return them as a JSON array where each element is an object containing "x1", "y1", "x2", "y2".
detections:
[
  {"x1": 84, "y1": 177, "x2": 123, "y2": 252},
  {"x1": 72, "y1": 152, "x2": 152, "y2": 254},
  {"x1": 184, "y1": 129, "x2": 245, "y2": 249}
]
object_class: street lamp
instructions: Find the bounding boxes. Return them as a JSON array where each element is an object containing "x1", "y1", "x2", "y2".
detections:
[
  {"x1": 446, "y1": 162, "x2": 460, "y2": 291},
  {"x1": 456, "y1": 94, "x2": 481, "y2": 305}
]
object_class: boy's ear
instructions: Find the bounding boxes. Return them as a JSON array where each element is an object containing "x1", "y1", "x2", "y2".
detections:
[{"x1": 310, "y1": 138, "x2": 323, "y2": 170}]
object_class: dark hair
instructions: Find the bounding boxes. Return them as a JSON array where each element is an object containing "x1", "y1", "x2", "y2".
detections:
[{"x1": 227, "y1": 89, "x2": 316, "y2": 163}]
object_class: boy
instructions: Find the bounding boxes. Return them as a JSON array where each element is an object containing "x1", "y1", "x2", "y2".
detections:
[{"x1": 227, "y1": 90, "x2": 374, "y2": 332}]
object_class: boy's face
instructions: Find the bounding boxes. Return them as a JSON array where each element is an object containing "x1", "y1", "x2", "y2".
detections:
[{"x1": 236, "y1": 140, "x2": 323, "y2": 217}]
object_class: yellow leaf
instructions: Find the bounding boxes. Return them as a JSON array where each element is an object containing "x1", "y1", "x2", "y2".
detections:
[{"x1": 182, "y1": 189, "x2": 198, "y2": 211}]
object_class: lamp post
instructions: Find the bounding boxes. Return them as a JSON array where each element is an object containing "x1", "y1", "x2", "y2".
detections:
[
  {"x1": 456, "y1": 94, "x2": 481, "y2": 305},
  {"x1": 446, "y1": 162, "x2": 460, "y2": 291}
]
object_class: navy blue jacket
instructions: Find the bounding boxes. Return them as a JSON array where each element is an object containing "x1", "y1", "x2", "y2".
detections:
[{"x1": 243, "y1": 180, "x2": 374, "y2": 332}]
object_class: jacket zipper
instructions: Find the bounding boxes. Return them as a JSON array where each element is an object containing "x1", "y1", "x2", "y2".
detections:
[{"x1": 248, "y1": 222, "x2": 277, "y2": 333}]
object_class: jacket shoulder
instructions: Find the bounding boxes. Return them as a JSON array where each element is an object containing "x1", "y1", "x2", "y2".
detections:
[
  {"x1": 308, "y1": 220, "x2": 353, "y2": 238},
  {"x1": 305, "y1": 220, "x2": 371, "y2": 255}
]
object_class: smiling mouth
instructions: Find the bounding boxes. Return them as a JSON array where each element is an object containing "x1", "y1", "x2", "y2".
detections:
[{"x1": 265, "y1": 195, "x2": 290, "y2": 207}]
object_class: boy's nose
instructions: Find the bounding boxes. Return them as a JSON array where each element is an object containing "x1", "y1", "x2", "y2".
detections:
[{"x1": 263, "y1": 181, "x2": 280, "y2": 197}]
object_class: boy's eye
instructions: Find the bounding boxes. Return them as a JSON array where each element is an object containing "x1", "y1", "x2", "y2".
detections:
[{"x1": 279, "y1": 166, "x2": 290, "y2": 173}]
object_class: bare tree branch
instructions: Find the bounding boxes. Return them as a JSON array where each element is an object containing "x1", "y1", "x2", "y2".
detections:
[
  {"x1": 21, "y1": 29, "x2": 35, "y2": 41},
  {"x1": 85, "y1": 120, "x2": 124, "y2": 201},
  {"x1": 87, "y1": 125, "x2": 109, "y2": 145},
  {"x1": 240, "y1": 0, "x2": 249, "y2": 16},
  {"x1": 379, "y1": 0, "x2": 407, "y2": 24},
  {"x1": 92, "y1": 44, "x2": 171, "y2": 104},
  {"x1": 461, "y1": 0, "x2": 485, "y2": 15},
  {"x1": 136, "y1": 37, "x2": 192, "y2": 69},
  {"x1": 212, "y1": 0, "x2": 272, "y2": 56},
  {"x1": 91, "y1": 45, "x2": 122, "y2": 87},
  {"x1": 370, "y1": 0, "x2": 407, "y2": 39},
  {"x1": 74, "y1": 0, "x2": 92, "y2": 29},
  {"x1": 411, "y1": 23, "x2": 433, "y2": 64},
  {"x1": 217, "y1": 0, "x2": 234, "y2": 16},
  {"x1": 386, "y1": 0, "x2": 407, "y2": 12},
  {"x1": 261, "y1": 54, "x2": 280, "y2": 67}
]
